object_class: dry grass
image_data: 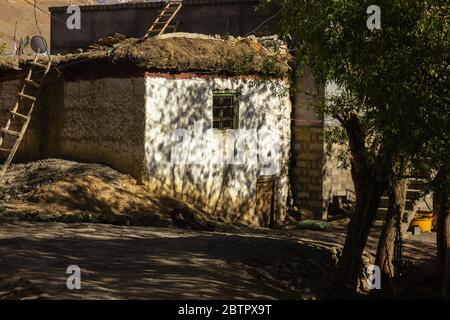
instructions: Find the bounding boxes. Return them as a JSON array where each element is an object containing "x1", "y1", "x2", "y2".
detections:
[{"x1": 0, "y1": 35, "x2": 290, "y2": 77}]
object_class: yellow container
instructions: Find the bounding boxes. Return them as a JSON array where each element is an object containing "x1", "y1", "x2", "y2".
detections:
[{"x1": 410, "y1": 212, "x2": 433, "y2": 233}]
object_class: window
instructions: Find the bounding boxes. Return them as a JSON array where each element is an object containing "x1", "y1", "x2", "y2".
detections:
[{"x1": 212, "y1": 91, "x2": 238, "y2": 130}]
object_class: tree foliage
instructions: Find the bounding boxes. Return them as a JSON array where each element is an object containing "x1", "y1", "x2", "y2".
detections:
[
  {"x1": 273, "y1": 0, "x2": 449, "y2": 172},
  {"x1": 268, "y1": 0, "x2": 449, "y2": 296}
]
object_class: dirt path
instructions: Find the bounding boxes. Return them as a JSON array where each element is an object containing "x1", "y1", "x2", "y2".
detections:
[
  {"x1": 0, "y1": 160, "x2": 439, "y2": 299},
  {"x1": 0, "y1": 221, "x2": 313, "y2": 300},
  {"x1": 0, "y1": 219, "x2": 437, "y2": 300}
]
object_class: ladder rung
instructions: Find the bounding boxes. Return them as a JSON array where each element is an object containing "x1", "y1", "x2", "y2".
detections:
[
  {"x1": 147, "y1": 2, "x2": 181, "y2": 37},
  {"x1": 0, "y1": 53, "x2": 51, "y2": 179},
  {"x1": 30, "y1": 61, "x2": 48, "y2": 69},
  {"x1": 10, "y1": 111, "x2": 29, "y2": 120},
  {"x1": 0, "y1": 128, "x2": 21, "y2": 137},
  {"x1": 25, "y1": 79, "x2": 41, "y2": 88},
  {"x1": 18, "y1": 93, "x2": 36, "y2": 101}
]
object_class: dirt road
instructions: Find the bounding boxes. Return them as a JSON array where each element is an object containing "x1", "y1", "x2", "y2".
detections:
[
  {"x1": 0, "y1": 221, "x2": 315, "y2": 299},
  {"x1": 0, "y1": 219, "x2": 437, "y2": 300},
  {"x1": 0, "y1": 158, "x2": 438, "y2": 299}
]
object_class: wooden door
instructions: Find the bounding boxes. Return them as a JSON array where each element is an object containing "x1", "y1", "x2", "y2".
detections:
[{"x1": 256, "y1": 176, "x2": 277, "y2": 228}]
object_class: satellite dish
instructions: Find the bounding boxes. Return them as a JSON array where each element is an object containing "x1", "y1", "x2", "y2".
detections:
[{"x1": 30, "y1": 36, "x2": 48, "y2": 54}]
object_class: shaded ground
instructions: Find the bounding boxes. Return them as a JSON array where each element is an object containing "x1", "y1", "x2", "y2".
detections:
[
  {"x1": 0, "y1": 220, "x2": 337, "y2": 300},
  {"x1": 0, "y1": 219, "x2": 438, "y2": 300},
  {"x1": 0, "y1": 159, "x2": 440, "y2": 299}
]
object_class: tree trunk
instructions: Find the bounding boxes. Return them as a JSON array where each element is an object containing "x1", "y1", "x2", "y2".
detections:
[
  {"x1": 436, "y1": 190, "x2": 450, "y2": 298},
  {"x1": 402, "y1": 210, "x2": 416, "y2": 235},
  {"x1": 332, "y1": 114, "x2": 389, "y2": 298},
  {"x1": 375, "y1": 178, "x2": 408, "y2": 296},
  {"x1": 333, "y1": 180, "x2": 384, "y2": 298}
]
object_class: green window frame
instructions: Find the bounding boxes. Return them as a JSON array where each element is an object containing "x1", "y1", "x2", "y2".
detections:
[{"x1": 212, "y1": 91, "x2": 239, "y2": 130}]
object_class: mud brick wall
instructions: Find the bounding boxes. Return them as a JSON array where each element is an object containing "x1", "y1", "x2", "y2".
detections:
[
  {"x1": 0, "y1": 78, "x2": 43, "y2": 161},
  {"x1": 59, "y1": 77, "x2": 147, "y2": 180},
  {"x1": 291, "y1": 67, "x2": 327, "y2": 220},
  {"x1": 292, "y1": 125, "x2": 326, "y2": 219},
  {"x1": 322, "y1": 140, "x2": 354, "y2": 210},
  {"x1": 0, "y1": 76, "x2": 147, "y2": 180}
]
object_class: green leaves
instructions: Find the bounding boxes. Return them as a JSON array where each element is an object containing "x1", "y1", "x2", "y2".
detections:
[{"x1": 275, "y1": 0, "x2": 449, "y2": 186}]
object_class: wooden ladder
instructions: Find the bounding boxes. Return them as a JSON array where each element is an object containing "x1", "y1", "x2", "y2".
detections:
[
  {"x1": 0, "y1": 54, "x2": 52, "y2": 178},
  {"x1": 145, "y1": 1, "x2": 183, "y2": 38}
]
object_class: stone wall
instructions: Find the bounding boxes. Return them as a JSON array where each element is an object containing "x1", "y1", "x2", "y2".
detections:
[
  {"x1": 291, "y1": 67, "x2": 327, "y2": 219},
  {"x1": 320, "y1": 82, "x2": 354, "y2": 212},
  {"x1": 323, "y1": 140, "x2": 354, "y2": 210},
  {"x1": 143, "y1": 73, "x2": 291, "y2": 226}
]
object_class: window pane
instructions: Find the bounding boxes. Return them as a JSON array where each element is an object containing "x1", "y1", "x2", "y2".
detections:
[
  {"x1": 213, "y1": 92, "x2": 238, "y2": 130},
  {"x1": 222, "y1": 120, "x2": 232, "y2": 128},
  {"x1": 223, "y1": 107, "x2": 233, "y2": 118},
  {"x1": 221, "y1": 96, "x2": 234, "y2": 107}
]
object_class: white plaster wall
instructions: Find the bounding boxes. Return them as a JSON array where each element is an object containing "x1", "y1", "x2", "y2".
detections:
[{"x1": 144, "y1": 75, "x2": 291, "y2": 226}]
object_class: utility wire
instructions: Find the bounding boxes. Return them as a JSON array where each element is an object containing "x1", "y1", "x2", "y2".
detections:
[
  {"x1": 33, "y1": 0, "x2": 42, "y2": 35},
  {"x1": 22, "y1": 0, "x2": 68, "y2": 26},
  {"x1": 13, "y1": 20, "x2": 18, "y2": 42},
  {"x1": 245, "y1": 9, "x2": 282, "y2": 37},
  {"x1": 0, "y1": 57, "x2": 322, "y2": 139}
]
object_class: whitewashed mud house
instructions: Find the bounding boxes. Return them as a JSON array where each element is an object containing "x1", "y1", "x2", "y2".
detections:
[
  {"x1": 46, "y1": 0, "x2": 341, "y2": 221},
  {"x1": 0, "y1": 0, "x2": 376, "y2": 227},
  {"x1": 0, "y1": 34, "x2": 292, "y2": 227}
]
